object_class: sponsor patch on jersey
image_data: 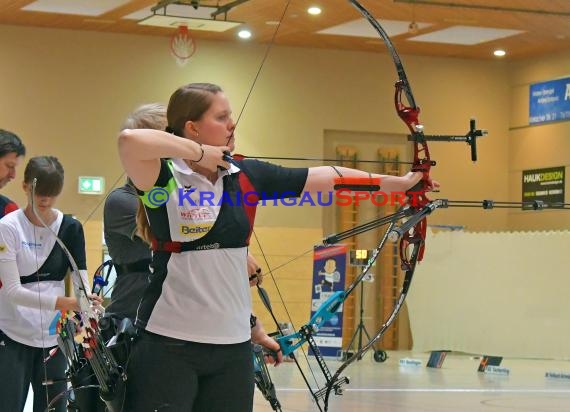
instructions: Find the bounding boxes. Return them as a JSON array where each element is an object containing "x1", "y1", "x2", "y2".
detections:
[
  {"x1": 195, "y1": 243, "x2": 220, "y2": 250},
  {"x1": 179, "y1": 207, "x2": 214, "y2": 221},
  {"x1": 21, "y1": 240, "x2": 42, "y2": 249},
  {"x1": 179, "y1": 223, "x2": 213, "y2": 237}
]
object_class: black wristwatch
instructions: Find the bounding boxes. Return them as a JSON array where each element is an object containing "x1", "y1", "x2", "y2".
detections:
[{"x1": 250, "y1": 314, "x2": 257, "y2": 328}]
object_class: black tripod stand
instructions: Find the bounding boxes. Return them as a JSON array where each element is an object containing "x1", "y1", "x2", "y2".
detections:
[{"x1": 343, "y1": 281, "x2": 387, "y2": 362}]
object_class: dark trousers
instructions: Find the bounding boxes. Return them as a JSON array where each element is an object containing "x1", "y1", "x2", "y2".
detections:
[
  {"x1": 125, "y1": 331, "x2": 254, "y2": 412},
  {"x1": 0, "y1": 330, "x2": 67, "y2": 412}
]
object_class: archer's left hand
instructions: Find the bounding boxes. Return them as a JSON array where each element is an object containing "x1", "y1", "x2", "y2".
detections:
[
  {"x1": 247, "y1": 253, "x2": 263, "y2": 287},
  {"x1": 249, "y1": 268, "x2": 263, "y2": 287},
  {"x1": 407, "y1": 171, "x2": 440, "y2": 192},
  {"x1": 88, "y1": 294, "x2": 105, "y2": 315},
  {"x1": 425, "y1": 176, "x2": 440, "y2": 192}
]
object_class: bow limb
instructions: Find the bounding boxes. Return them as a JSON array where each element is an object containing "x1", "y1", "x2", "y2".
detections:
[
  {"x1": 252, "y1": 343, "x2": 283, "y2": 412},
  {"x1": 248, "y1": 196, "x2": 401, "y2": 409},
  {"x1": 347, "y1": 0, "x2": 485, "y2": 260},
  {"x1": 251, "y1": 230, "x2": 332, "y2": 411},
  {"x1": 348, "y1": 0, "x2": 433, "y2": 261},
  {"x1": 255, "y1": 209, "x2": 406, "y2": 410},
  {"x1": 323, "y1": 232, "x2": 423, "y2": 411}
]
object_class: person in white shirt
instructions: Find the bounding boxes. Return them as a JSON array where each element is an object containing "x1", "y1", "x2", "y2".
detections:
[{"x1": 0, "y1": 156, "x2": 101, "y2": 412}]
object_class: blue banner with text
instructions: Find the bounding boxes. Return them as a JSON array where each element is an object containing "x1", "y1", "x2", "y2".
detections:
[{"x1": 529, "y1": 77, "x2": 570, "y2": 125}]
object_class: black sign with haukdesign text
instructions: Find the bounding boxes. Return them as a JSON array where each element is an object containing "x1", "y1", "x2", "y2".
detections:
[{"x1": 522, "y1": 166, "x2": 565, "y2": 209}]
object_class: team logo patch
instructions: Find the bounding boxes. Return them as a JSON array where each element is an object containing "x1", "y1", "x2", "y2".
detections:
[{"x1": 179, "y1": 207, "x2": 214, "y2": 221}]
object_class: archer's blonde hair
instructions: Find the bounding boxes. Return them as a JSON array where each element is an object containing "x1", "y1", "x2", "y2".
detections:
[{"x1": 122, "y1": 103, "x2": 167, "y2": 245}]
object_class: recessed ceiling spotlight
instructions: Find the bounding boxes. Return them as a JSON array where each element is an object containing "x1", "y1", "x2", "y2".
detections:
[
  {"x1": 308, "y1": 6, "x2": 322, "y2": 15},
  {"x1": 493, "y1": 49, "x2": 506, "y2": 57},
  {"x1": 238, "y1": 29, "x2": 252, "y2": 39}
]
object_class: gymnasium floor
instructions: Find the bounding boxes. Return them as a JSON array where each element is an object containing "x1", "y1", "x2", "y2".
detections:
[
  {"x1": 253, "y1": 351, "x2": 570, "y2": 412},
  {"x1": 24, "y1": 351, "x2": 570, "y2": 411}
]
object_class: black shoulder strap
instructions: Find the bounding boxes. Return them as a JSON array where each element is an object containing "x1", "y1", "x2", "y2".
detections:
[
  {"x1": 20, "y1": 214, "x2": 76, "y2": 284},
  {"x1": 233, "y1": 156, "x2": 258, "y2": 244}
]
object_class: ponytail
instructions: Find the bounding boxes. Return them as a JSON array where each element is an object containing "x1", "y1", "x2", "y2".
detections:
[{"x1": 135, "y1": 198, "x2": 154, "y2": 245}]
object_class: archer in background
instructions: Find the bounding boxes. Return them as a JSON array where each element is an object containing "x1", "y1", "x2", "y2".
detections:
[
  {"x1": 66, "y1": 104, "x2": 169, "y2": 412},
  {"x1": 0, "y1": 156, "x2": 101, "y2": 412},
  {"x1": 118, "y1": 82, "x2": 433, "y2": 412},
  {"x1": 104, "y1": 103, "x2": 166, "y2": 322},
  {"x1": 0, "y1": 129, "x2": 26, "y2": 218}
]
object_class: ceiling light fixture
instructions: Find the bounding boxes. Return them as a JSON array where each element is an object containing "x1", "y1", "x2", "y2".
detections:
[
  {"x1": 238, "y1": 29, "x2": 252, "y2": 39},
  {"x1": 408, "y1": 1, "x2": 419, "y2": 34},
  {"x1": 408, "y1": 21, "x2": 419, "y2": 34},
  {"x1": 308, "y1": 6, "x2": 322, "y2": 15},
  {"x1": 493, "y1": 49, "x2": 506, "y2": 57}
]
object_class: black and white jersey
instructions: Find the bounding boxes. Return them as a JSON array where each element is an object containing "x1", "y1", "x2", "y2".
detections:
[{"x1": 137, "y1": 158, "x2": 307, "y2": 344}]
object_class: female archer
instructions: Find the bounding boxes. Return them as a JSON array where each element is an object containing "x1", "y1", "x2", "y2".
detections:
[
  {"x1": 0, "y1": 156, "x2": 101, "y2": 412},
  {"x1": 118, "y1": 82, "x2": 434, "y2": 411}
]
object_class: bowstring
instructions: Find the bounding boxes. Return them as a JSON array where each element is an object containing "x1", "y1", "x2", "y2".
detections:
[
  {"x1": 250, "y1": 231, "x2": 325, "y2": 393},
  {"x1": 232, "y1": 0, "x2": 292, "y2": 129},
  {"x1": 30, "y1": 180, "x2": 53, "y2": 409},
  {"x1": 231, "y1": 0, "x2": 336, "y2": 398}
]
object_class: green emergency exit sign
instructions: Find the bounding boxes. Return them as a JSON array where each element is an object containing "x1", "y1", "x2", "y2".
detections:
[{"x1": 78, "y1": 176, "x2": 105, "y2": 195}]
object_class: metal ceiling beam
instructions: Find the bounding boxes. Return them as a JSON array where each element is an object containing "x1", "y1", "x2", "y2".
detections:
[
  {"x1": 211, "y1": 0, "x2": 252, "y2": 19},
  {"x1": 394, "y1": 0, "x2": 570, "y2": 17},
  {"x1": 151, "y1": 0, "x2": 252, "y2": 19},
  {"x1": 151, "y1": 1, "x2": 198, "y2": 13}
]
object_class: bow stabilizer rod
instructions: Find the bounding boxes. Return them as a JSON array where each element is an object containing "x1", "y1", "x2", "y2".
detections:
[{"x1": 440, "y1": 199, "x2": 570, "y2": 210}]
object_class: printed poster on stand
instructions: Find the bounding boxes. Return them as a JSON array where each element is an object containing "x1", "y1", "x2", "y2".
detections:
[{"x1": 309, "y1": 244, "x2": 347, "y2": 358}]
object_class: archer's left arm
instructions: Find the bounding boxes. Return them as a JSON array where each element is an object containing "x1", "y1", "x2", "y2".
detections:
[{"x1": 303, "y1": 166, "x2": 435, "y2": 193}]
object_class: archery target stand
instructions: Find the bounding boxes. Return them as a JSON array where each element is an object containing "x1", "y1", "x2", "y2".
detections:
[{"x1": 342, "y1": 274, "x2": 387, "y2": 363}]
